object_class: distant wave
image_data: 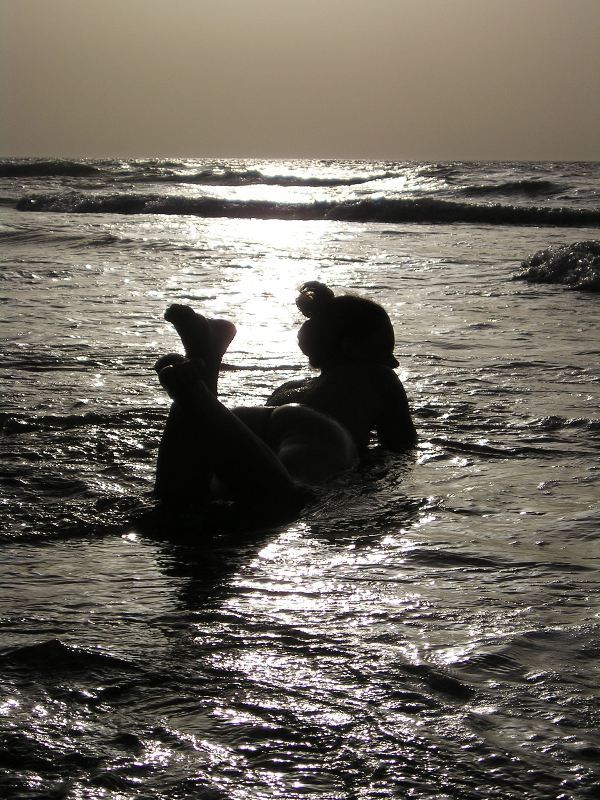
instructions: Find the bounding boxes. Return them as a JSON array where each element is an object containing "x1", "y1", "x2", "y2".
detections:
[
  {"x1": 0, "y1": 159, "x2": 101, "y2": 178},
  {"x1": 130, "y1": 167, "x2": 386, "y2": 188},
  {"x1": 514, "y1": 240, "x2": 600, "y2": 291},
  {"x1": 418, "y1": 163, "x2": 461, "y2": 181},
  {"x1": 1, "y1": 158, "x2": 390, "y2": 186},
  {"x1": 16, "y1": 192, "x2": 600, "y2": 226},
  {"x1": 460, "y1": 179, "x2": 563, "y2": 198}
]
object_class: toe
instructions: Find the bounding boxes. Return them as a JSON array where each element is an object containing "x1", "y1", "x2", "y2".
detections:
[{"x1": 164, "y1": 304, "x2": 196, "y2": 323}]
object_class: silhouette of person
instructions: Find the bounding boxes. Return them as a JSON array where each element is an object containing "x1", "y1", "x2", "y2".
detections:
[{"x1": 153, "y1": 282, "x2": 416, "y2": 521}]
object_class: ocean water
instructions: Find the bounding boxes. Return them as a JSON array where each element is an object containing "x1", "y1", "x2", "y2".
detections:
[{"x1": 1, "y1": 158, "x2": 599, "y2": 799}]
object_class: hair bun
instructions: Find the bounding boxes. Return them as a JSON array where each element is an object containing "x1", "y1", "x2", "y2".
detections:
[{"x1": 296, "y1": 281, "x2": 335, "y2": 318}]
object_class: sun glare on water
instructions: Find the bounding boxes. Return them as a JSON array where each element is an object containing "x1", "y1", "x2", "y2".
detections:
[
  {"x1": 203, "y1": 218, "x2": 340, "y2": 358},
  {"x1": 159, "y1": 210, "x2": 365, "y2": 371}
]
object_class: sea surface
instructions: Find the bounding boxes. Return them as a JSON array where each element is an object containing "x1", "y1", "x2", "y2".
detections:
[{"x1": 1, "y1": 158, "x2": 599, "y2": 799}]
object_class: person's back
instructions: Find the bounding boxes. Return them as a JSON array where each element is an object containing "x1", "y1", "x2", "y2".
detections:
[{"x1": 267, "y1": 362, "x2": 415, "y2": 452}]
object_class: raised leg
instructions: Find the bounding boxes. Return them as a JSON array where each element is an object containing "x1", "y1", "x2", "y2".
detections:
[
  {"x1": 156, "y1": 360, "x2": 303, "y2": 514},
  {"x1": 154, "y1": 400, "x2": 212, "y2": 504},
  {"x1": 154, "y1": 305, "x2": 236, "y2": 503}
]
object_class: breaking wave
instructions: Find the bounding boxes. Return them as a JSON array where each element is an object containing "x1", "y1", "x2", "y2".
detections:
[
  {"x1": 514, "y1": 240, "x2": 600, "y2": 291},
  {"x1": 16, "y1": 192, "x2": 600, "y2": 226}
]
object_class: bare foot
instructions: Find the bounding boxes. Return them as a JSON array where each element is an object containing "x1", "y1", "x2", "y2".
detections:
[
  {"x1": 164, "y1": 304, "x2": 237, "y2": 393},
  {"x1": 158, "y1": 358, "x2": 210, "y2": 409},
  {"x1": 164, "y1": 304, "x2": 211, "y2": 359},
  {"x1": 164, "y1": 305, "x2": 237, "y2": 360}
]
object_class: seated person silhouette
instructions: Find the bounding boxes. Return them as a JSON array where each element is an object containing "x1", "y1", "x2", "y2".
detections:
[{"x1": 154, "y1": 281, "x2": 416, "y2": 520}]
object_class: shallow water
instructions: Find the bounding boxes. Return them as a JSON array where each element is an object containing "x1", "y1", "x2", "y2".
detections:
[{"x1": 1, "y1": 160, "x2": 599, "y2": 798}]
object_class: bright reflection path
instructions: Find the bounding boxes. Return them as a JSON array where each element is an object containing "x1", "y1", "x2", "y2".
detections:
[
  {"x1": 162, "y1": 217, "x2": 361, "y2": 379},
  {"x1": 1, "y1": 200, "x2": 599, "y2": 798}
]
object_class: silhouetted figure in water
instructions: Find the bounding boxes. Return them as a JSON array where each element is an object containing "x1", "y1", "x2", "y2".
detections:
[{"x1": 154, "y1": 282, "x2": 416, "y2": 520}]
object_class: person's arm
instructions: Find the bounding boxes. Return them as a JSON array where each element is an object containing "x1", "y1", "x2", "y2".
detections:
[
  {"x1": 265, "y1": 378, "x2": 310, "y2": 407},
  {"x1": 375, "y1": 369, "x2": 417, "y2": 450}
]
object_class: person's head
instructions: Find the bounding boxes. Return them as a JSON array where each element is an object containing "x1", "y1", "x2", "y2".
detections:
[{"x1": 296, "y1": 281, "x2": 399, "y2": 369}]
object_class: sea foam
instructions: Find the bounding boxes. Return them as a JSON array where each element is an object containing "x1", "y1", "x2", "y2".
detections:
[{"x1": 514, "y1": 240, "x2": 600, "y2": 290}]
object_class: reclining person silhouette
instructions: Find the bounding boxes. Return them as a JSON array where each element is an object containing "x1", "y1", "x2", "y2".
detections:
[{"x1": 154, "y1": 281, "x2": 416, "y2": 520}]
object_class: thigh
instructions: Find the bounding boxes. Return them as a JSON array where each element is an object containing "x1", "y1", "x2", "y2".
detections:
[
  {"x1": 266, "y1": 404, "x2": 358, "y2": 485},
  {"x1": 232, "y1": 406, "x2": 275, "y2": 439}
]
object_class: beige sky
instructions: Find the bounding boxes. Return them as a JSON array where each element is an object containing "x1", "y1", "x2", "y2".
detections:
[{"x1": 1, "y1": 0, "x2": 598, "y2": 160}]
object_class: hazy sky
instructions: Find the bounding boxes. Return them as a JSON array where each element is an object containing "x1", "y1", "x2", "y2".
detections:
[{"x1": 2, "y1": 0, "x2": 599, "y2": 160}]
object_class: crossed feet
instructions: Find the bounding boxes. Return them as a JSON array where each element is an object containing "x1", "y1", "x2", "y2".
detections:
[{"x1": 155, "y1": 304, "x2": 237, "y2": 397}]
